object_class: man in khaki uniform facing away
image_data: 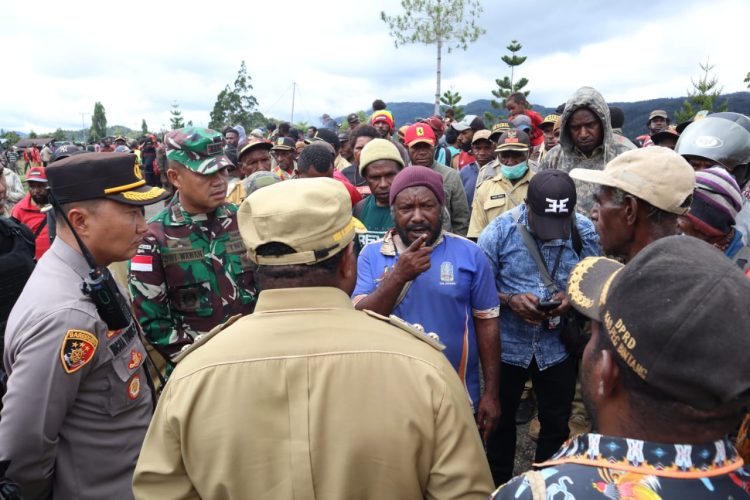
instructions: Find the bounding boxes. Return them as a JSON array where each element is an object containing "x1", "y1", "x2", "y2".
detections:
[{"x1": 133, "y1": 177, "x2": 493, "y2": 500}]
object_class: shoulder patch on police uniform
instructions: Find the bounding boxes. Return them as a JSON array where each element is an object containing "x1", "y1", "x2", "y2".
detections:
[
  {"x1": 172, "y1": 314, "x2": 243, "y2": 364},
  {"x1": 363, "y1": 310, "x2": 445, "y2": 351},
  {"x1": 60, "y1": 329, "x2": 98, "y2": 374}
]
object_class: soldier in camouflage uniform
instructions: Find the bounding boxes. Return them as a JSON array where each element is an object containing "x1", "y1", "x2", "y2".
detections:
[
  {"x1": 539, "y1": 86, "x2": 631, "y2": 216},
  {"x1": 129, "y1": 127, "x2": 256, "y2": 362}
]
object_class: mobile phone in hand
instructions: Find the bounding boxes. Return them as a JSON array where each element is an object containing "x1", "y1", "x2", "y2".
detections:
[{"x1": 537, "y1": 300, "x2": 562, "y2": 311}]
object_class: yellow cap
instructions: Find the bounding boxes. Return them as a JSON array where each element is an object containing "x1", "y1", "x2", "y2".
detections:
[{"x1": 238, "y1": 178, "x2": 356, "y2": 265}]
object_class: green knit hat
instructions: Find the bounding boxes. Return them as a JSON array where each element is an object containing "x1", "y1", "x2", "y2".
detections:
[{"x1": 358, "y1": 138, "x2": 404, "y2": 175}]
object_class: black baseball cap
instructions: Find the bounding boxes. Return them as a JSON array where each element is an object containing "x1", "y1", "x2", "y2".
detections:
[
  {"x1": 50, "y1": 144, "x2": 83, "y2": 163},
  {"x1": 313, "y1": 128, "x2": 340, "y2": 150},
  {"x1": 489, "y1": 120, "x2": 514, "y2": 142},
  {"x1": 347, "y1": 113, "x2": 360, "y2": 125},
  {"x1": 47, "y1": 152, "x2": 169, "y2": 206},
  {"x1": 526, "y1": 170, "x2": 577, "y2": 240},
  {"x1": 567, "y1": 235, "x2": 750, "y2": 411},
  {"x1": 495, "y1": 129, "x2": 530, "y2": 153}
]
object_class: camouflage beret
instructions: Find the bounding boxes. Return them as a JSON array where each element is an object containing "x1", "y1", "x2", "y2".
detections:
[{"x1": 165, "y1": 127, "x2": 234, "y2": 175}]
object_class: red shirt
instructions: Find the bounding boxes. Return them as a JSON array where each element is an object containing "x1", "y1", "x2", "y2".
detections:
[
  {"x1": 11, "y1": 194, "x2": 50, "y2": 259},
  {"x1": 457, "y1": 151, "x2": 476, "y2": 170},
  {"x1": 333, "y1": 170, "x2": 363, "y2": 208}
]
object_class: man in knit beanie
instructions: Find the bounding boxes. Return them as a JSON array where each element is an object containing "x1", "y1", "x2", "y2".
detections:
[
  {"x1": 678, "y1": 166, "x2": 749, "y2": 265},
  {"x1": 352, "y1": 139, "x2": 405, "y2": 249},
  {"x1": 353, "y1": 166, "x2": 501, "y2": 444},
  {"x1": 371, "y1": 109, "x2": 411, "y2": 167}
]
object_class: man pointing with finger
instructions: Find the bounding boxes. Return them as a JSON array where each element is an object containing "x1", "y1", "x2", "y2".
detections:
[{"x1": 353, "y1": 167, "x2": 501, "y2": 442}]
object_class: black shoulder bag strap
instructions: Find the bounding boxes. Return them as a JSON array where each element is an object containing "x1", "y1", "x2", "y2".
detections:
[
  {"x1": 33, "y1": 217, "x2": 47, "y2": 238},
  {"x1": 571, "y1": 217, "x2": 582, "y2": 256},
  {"x1": 516, "y1": 222, "x2": 560, "y2": 296}
]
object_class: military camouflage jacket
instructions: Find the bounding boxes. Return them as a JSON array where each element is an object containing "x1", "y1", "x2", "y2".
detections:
[
  {"x1": 539, "y1": 86, "x2": 631, "y2": 216},
  {"x1": 129, "y1": 195, "x2": 256, "y2": 360}
]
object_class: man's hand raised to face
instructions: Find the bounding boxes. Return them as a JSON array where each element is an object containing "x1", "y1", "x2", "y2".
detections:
[{"x1": 393, "y1": 234, "x2": 433, "y2": 282}]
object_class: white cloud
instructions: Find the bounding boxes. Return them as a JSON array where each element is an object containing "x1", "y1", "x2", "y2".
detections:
[{"x1": 1, "y1": 0, "x2": 748, "y2": 133}]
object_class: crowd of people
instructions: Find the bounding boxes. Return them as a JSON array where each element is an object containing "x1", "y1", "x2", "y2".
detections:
[{"x1": 0, "y1": 88, "x2": 749, "y2": 499}]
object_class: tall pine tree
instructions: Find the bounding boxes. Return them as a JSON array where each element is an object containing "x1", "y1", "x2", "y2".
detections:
[
  {"x1": 675, "y1": 59, "x2": 728, "y2": 123},
  {"x1": 89, "y1": 102, "x2": 108, "y2": 141},
  {"x1": 170, "y1": 102, "x2": 185, "y2": 130},
  {"x1": 440, "y1": 90, "x2": 465, "y2": 120},
  {"x1": 491, "y1": 40, "x2": 530, "y2": 113}
]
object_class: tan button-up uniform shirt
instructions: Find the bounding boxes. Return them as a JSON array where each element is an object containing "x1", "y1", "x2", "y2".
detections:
[
  {"x1": 468, "y1": 170, "x2": 534, "y2": 239},
  {"x1": 134, "y1": 287, "x2": 493, "y2": 500}
]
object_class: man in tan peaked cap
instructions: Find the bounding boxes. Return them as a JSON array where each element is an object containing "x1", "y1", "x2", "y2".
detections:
[{"x1": 133, "y1": 177, "x2": 493, "y2": 499}]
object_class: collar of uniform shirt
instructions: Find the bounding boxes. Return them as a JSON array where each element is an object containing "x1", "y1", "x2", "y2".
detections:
[{"x1": 253, "y1": 287, "x2": 355, "y2": 313}]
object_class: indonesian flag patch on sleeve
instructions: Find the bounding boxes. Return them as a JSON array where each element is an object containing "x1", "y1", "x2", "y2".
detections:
[
  {"x1": 131, "y1": 254, "x2": 153, "y2": 272},
  {"x1": 60, "y1": 329, "x2": 98, "y2": 374}
]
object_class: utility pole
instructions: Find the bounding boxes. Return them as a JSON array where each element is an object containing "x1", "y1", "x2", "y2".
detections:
[
  {"x1": 290, "y1": 82, "x2": 296, "y2": 124},
  {"x1": 80, "y1": 113, "x2": 88, "y2": 143}
]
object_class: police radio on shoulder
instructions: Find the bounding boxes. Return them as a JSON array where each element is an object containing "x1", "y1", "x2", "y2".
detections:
[{"x1": 48, "y1": 191, "x2": 132, "y2": 330}]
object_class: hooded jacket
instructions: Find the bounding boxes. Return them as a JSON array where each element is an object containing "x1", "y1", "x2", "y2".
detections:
[{"x1": 540, "y1": 86, "x2": 630, "y2": 215}]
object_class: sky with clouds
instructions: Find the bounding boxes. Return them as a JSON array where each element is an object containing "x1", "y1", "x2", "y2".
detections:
[{"x1": 2, "y1": 0, "x2": 749, "y2": 134}]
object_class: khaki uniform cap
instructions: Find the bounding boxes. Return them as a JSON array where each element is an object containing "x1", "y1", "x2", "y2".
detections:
[
  {"x1": 238, "y1": 177, "x2": 356, "y2": 265},
  {"x1": 569, "y1": 146, "x2": 695, "y2": 215},
  {"x1": 471, "y1": 129, "x2": 493, "y2": 144}
]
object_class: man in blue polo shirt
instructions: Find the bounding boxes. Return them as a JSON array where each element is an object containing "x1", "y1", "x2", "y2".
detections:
[{"x1": 353, "y1": 166, "x2": 500, "y2": 443}]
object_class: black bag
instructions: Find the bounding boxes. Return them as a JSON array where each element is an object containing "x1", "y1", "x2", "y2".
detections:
[
  {"x1": 560, "y1": 309, "x2": 590, "y2": 355},
  {"x1": 0, "y1": 217, "x2": 35, "y2": 334},
  {"x1": 0, "y1": 217, "x2": 36, "y2": 413}
]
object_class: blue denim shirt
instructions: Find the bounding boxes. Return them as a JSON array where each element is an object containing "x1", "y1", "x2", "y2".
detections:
[{"x1": 477, "y1": 204, "x2": 601, "y2": 369}]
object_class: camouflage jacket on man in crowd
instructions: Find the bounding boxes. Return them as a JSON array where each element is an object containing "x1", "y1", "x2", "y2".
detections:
[
  {"x1": 128, "y1": 195, "x2": 256, "y2": 361},
  {"x1": 540, "y1": 86, "x2": 631, "y2": 215}
]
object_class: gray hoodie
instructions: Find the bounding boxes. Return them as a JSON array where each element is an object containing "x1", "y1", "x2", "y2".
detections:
[{"x1": 540, "y1": 86, "x2": 630, "y2": 215}]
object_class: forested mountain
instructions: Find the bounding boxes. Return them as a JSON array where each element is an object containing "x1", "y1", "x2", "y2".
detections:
[{"x1": 380, "y1": 91, "x2": 750, "y2": 140}]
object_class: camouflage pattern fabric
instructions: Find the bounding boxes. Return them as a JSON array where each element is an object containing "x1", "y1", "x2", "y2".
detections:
[
  {"x1": 165, "y1": 127, "x2": 234, "y2": 175},
  {"x1": 539, "y1": 87, "x2": 631, "y2": 216},
  {"x1": 128, "y1": 194, "x2": 256, "y2": 361}
]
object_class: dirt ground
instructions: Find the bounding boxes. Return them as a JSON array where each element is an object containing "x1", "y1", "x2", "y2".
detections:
[{"x1": 514, "y1": 421, "x2": 536, "y2": 475}]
